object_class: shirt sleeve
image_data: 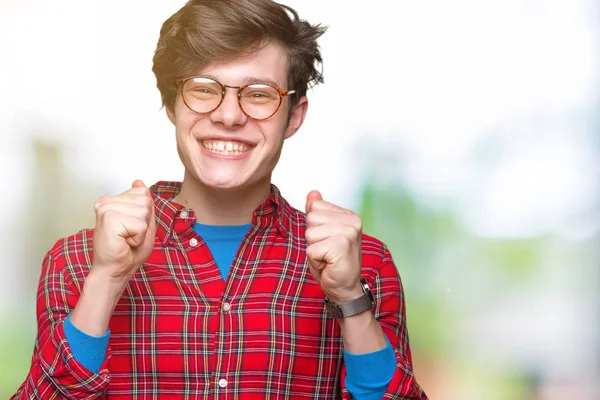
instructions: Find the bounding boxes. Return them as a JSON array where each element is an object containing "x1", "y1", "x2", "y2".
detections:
[
  {"x1": 340, "y1": 243, "x2": 428, "y2": 400},
  {"x1": 64, "y1": 314, "x2": 111, "y2": 374},
  {"x1": 343, "y1": 336, "x2": 397, "y2": 400},
  {"x1": 11, "y1": 247, "x2": 112, "y2": 399}
]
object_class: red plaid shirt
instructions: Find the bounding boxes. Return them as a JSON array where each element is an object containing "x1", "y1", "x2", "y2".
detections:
[{"x1": 13, "y1": 181, "x2": 427, "y2": 399}]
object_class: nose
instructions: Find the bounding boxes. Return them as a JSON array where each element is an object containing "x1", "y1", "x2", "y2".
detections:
[{"x1": 209, "y1": 87, "x2": 248, "y2": 128}]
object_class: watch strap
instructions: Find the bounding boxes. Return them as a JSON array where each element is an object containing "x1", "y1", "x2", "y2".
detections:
[{"x1": 324, "y1": 278, "x2": 375, "y2": 319}]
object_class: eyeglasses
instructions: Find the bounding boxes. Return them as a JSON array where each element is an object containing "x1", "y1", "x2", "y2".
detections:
[{"x1": 178, "y1": 76, "x2": 296, "y2": 120}]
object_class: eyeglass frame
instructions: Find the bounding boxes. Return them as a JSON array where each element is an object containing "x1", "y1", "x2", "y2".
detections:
[{"x1": 177, "y1": 76, "x2": 296, "y2": 121}]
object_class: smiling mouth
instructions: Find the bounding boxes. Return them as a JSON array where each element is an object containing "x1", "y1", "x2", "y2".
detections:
[{"x1": 200, "y1": 140, "x2": 254, "y2": 156}]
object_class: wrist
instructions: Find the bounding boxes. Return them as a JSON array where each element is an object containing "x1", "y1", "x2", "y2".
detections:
[
  {"x1": 338, "y1": 307, "x2": 375, "y2": 328},
  {"x1": 71, "y1": 269, "x2": 127, "y2": 336},
  {"x1": 339, "y1": 311, "x2": 387, "y2": 354},
  {"x1": 324, "y1": 281, "x2": 363, "y2": 304},
  {"x1": 88, "y1": 266, "x2": 131, "y2": 293}
]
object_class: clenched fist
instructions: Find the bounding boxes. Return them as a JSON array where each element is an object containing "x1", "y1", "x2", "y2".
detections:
[
  {"x1": 92, "y1": 179, "x2": 157, "y2": 282},
  {"x1": 305, "y1": 190, "x2": 363, "y2": 304}
]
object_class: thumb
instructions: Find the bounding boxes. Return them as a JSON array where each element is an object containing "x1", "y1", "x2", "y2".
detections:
[
  {"x1": 132, "y1": 179, "x2": 147, "y2": 189},
  {"x1": 305, "y1": 190, "x2": 323, "y2": 214}
]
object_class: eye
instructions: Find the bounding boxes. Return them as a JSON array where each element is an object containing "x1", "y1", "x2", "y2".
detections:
[
  {"x1": 248, "y1": 92, "x2": 270, "y2": 98},
  {"x1": 242, "y1": 86, "x2": 279, "y2": 101},
  {"x1": 193, "y1": 86, "x2": 218, "y2": 95}
]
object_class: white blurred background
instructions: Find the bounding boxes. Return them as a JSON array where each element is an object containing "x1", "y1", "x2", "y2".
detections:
[{"x1": 1, "y1": 1, "x2": 598, "y2": 398}]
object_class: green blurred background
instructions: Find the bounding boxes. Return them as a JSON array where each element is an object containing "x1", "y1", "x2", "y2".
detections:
[{"x1": 1, "y1": 0, "x2": 598, "y2": 399}]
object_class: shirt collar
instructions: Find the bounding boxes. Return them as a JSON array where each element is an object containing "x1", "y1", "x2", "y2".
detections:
[{"x1": 149, "y1": 181, "x2": 289, "y2": 245}]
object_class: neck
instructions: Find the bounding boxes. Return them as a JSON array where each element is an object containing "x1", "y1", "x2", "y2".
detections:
[{"x1": 175, "y1": 171, "x2": 272, "y2": 226}]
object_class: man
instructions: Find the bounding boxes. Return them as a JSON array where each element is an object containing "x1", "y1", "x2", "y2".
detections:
[{"x1": 13, "y1": 0, "x2": 427, "y2": 398}]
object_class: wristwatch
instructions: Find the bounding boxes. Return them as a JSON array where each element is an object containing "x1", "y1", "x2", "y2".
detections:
[{"x1": 324, "y1": 278, "x2": 375, "y2": 319}]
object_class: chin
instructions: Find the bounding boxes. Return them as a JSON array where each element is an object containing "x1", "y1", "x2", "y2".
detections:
[{"x1": 199, "y1": 176, "x2": 248, "y2": 191}]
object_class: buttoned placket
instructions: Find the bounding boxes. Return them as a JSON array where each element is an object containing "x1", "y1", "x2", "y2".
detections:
[{"x1": 171, "y1": 202, "x2": 282, "y2": 397}]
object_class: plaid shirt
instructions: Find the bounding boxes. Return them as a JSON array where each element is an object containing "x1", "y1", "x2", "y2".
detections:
[{"x1": 13, "y1": 181, "x2": 427, "y2": 399}]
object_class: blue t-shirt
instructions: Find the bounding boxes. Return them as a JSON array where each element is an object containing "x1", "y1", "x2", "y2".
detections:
[{"x1": 192, "y1": 222, "x2": 252, "y2": 280}]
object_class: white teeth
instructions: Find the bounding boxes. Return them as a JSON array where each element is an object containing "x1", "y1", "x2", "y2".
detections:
[{"x1": 201, "y1": 140, "x2": 252, "y2": 155}]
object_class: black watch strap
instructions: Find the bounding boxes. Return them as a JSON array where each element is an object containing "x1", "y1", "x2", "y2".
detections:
[{"x1": 324, "y1": 278, "x2": 375, "y2": 319}]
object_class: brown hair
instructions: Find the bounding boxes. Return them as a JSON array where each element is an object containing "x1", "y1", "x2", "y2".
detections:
[{"x1": 152, "y1": 0, "x2": 326, "y2": 112}]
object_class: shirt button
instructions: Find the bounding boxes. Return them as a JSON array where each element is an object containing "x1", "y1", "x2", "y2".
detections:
[
  {"x1": 189, "y1": 238, "x2": 198, "y2": 247},
  {"x1": 218, "y1": 378, "x2": 228, "y2": 388},
  {"x1": 223, "y1": 302, "x2": 231, "y2": 312},
  {"x1": 180, "y1": 210, "x2": 188, "y2": 219}
]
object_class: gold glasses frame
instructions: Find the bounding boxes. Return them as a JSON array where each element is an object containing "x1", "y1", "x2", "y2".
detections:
[{"x1": 178, "y1": 76, "x2": 296, "y2": 121}]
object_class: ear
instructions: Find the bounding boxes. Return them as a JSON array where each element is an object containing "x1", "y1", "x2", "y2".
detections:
[
  {"x1": 166, "y1": 106, "x2": 176, "y2": 126},
  {"x1": 284, "y1": 96, "x2": 308, "y2": 139}
]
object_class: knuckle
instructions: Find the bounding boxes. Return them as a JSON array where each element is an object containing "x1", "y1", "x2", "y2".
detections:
[
  {"x1": 349, "y1": 214, "x2": 362, "y2": 231},
  {"x1": 343, "y1": 226, "x2": 355, "y2": 237},
  {"x1": 94, "y1": 196, "x2": 108, "y2": 211},
  {"x1": 142, "y1": 195, "x2": 154, "y2": 209},
  {"x1": 141, "y1": 207, "x2": 152, "y2": 221},
  {"x1": 99, "y1": 208, "x2": 116, "y2": 225},
  {"x1": 340, "y1": 232, "x2": 354, "y2": 247},
  {"x1": 95, "y1": 202, "x2": 108, "y2": 215},
  {"x1": 103, "y1": 209, "x2": 117, "y2": 219}
]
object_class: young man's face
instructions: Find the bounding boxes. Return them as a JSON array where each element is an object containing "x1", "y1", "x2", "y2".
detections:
[{"x1": 167, "y1": 42, "x2": 308, "y2": 192}]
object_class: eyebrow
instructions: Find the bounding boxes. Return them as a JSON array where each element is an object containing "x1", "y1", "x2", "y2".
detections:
[
  {"x1": 241, "y1": 77, "x2": 284, "y2": 88},
  {"x1": 201, "y1": 74, "x2": 286, "y2": 89}
]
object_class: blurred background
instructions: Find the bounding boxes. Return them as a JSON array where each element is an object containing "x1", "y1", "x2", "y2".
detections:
[{"x1": 1, "y1": 0, "x2": 598, "y2": 398}]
